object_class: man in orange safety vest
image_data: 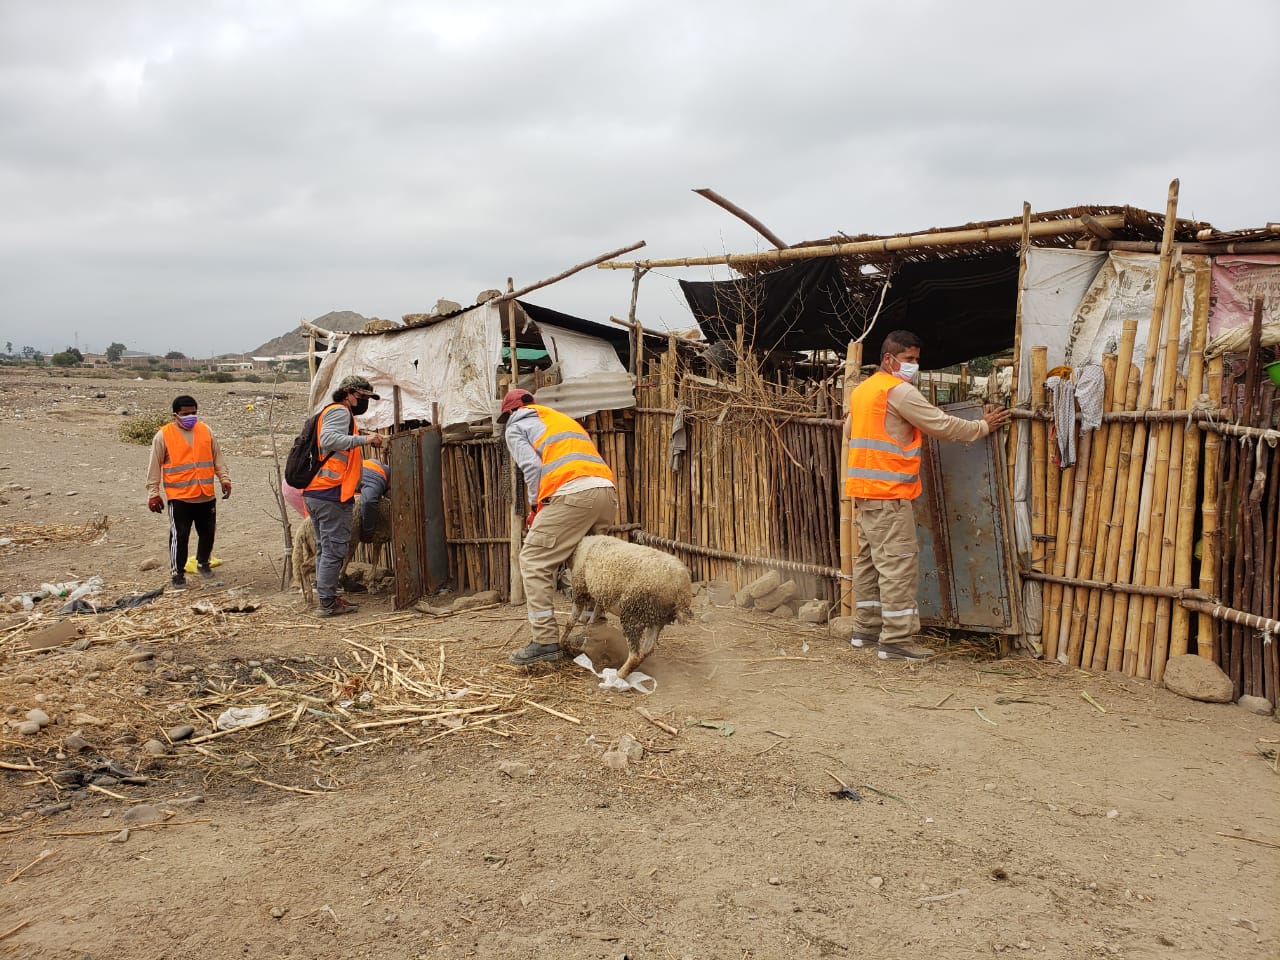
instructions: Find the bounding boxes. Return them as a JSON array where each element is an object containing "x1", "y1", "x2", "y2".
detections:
[
  {"x1": 146, "y1": 394, "x2": 232, "y2": 590},
  {"x1": 499, "y1": 389, "x2": 618, "y2": 665},
  {"x1": 846, "y1": 330, "x2": 1011, "y2": 660}
]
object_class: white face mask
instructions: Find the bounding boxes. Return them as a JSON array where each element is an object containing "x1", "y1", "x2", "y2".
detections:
[{"x1": 894, "y1": 360, "x2": 919, "y2": 383}]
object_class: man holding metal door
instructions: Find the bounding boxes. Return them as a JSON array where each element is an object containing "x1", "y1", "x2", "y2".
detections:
[{"x1": 846, "y1": 330, "x2": 1012, "y2": 660}]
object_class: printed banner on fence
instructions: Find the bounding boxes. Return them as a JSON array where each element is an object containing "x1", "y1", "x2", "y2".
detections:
[{"x1": 1209, "y1": 256, "x2": 1280, "y2": 340}]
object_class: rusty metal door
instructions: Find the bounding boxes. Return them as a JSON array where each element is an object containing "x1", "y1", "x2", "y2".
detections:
[
  {"x1": 388, "y1": 426, "x2": 449, "y2": 609},
  {"x1": 914, "y1": 401, "x2": 1020, "y2": 634}
]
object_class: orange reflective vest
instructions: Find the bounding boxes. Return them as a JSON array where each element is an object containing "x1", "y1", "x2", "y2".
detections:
[
  {"x1": 845, "y1": 371, "x2": 922, "y2": 500},
  {"x1": 529, "y1": 404, "x2": 614, "y2": 502},
  {"x1": 160, "y1": 421, "x2": 216, "y2": 501},
  {"x1": 305, "y1": 403, "x2": 363, "y2": 501},
  {"x1": 362, "y1": 459, "x2": 387, "y2": 481}
]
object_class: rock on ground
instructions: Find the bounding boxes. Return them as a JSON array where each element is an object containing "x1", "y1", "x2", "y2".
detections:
[
  {"x1": 1237, "y1": 695, "x2": 1273, "y2": 716},
  {"x1": 1163, "y1": 654, "x2": 1232, "y2": 704}
]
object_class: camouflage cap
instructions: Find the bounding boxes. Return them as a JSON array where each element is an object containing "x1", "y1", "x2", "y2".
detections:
[{"x1": 338, "y1": 375, "x2": 380, "y2": 399}]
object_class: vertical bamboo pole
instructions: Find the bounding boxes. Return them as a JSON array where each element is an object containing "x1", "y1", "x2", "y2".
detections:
[
  {"x1": 1135, "y1": 264, "x2": 1187, "y2": 677},
  {"x1": 1030, "y1": 347, "x2": 1049, "y2": 575},
  {"x1": 1044, "y1": 445, "x2": 1075, "y2": 660},
  {"x1": 1171, "y1": 259, "x2": 1212, "y2": 656},
  {"x1": 506, "y1": 280, "x2": 525, "y2": 605},
  {"x1": 839, "y1": 340, "x2": 862, "y2": 616},
  {"x1": 1083, "y1": 320, "x2": 1139, "y2": 668},
  {"x1": 1065, "y1": 353, "x2": 1116, "y2": 666},
  {"x1": 1106, "y1": 178, "x2": 1180, "y2": 671},
  {"x1": 1008, "y1": 201, "x2": 1032, "y2": 491},
  {"x1": 1054, "y1": 418, "x2": 1095, "y2": 663},
  {"x1": 1151, "y1": 376, "x2": 1188, "y2": 679}
]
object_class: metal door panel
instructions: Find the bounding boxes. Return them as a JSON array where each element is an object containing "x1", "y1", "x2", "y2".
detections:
[{"x1": 915, "y1": 401, "x2": 1018, "y2": 632}]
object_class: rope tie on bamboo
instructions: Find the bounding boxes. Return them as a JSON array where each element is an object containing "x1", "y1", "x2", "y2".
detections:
[{"x1": 1189, "y1": 392, "x2": 1216, "y2": 431}]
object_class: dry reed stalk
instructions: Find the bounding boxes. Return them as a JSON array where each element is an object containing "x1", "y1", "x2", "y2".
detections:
[
  {"x1": 1030, "y1": 347, "x2": 1049, "y2": 575},
  {"x1": 1064, "y1": 353, "x2": 1117, "y2": 666},
  {"x1": 1135, "y1": 266, "x2": 1188, "y2": 677},
  {"x1": 1171, "y1": 261, "x2": 1212, "y2": 656}
]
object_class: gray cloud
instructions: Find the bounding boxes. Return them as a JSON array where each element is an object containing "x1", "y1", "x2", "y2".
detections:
[{"x1": 0, "y1": 0, "x2": 1276, "y2": 356}]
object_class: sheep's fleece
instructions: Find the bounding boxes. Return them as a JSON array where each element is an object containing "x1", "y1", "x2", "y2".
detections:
[{"x1": 564, "y1": 536, "x2": 693, "y2": 677}]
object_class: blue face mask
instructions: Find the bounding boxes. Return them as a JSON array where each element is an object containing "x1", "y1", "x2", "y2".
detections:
[{"x1": 178, "y1": 414, "x2": 198, "y2": 430}]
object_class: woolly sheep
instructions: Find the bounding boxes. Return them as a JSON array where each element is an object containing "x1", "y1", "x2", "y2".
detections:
[{"x1": 560, "y1": 535, "x2": 693, "y2": 679}]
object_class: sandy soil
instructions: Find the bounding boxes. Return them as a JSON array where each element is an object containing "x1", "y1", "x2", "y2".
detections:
[{"x1": 0, "y1": 368, "x2": 1277, "y2": 960}]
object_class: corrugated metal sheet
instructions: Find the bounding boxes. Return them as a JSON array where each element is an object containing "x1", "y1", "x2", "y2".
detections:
[{"x1": 532, "y1": 372, "x2": 636, "y2": 420}]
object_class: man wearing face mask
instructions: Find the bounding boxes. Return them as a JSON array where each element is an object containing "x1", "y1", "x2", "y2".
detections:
[
  {"x1": 303, "y1": 375, "x2": 385, "y2": 617},
  {"x1": 845, "y1": 330, "x2": 1012, "y2": 660},
  {"x1": 146, "y1": 395, "x2": 232, "y2": 590}
]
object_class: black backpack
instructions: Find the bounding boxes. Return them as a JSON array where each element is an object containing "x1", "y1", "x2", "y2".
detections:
[{"x1": 284, "y1": 412, "x2": 334, "y2": 489}]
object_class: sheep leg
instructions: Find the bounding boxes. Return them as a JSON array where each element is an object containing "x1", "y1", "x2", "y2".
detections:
[
  {"x1": 558, "y1": 605, "x2": 580, "y2": 650},
  {"x1": 616, "y1": 620, "x2": 648, "y2": 680}
]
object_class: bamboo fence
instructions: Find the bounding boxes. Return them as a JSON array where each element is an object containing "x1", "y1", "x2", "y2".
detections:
[
  {"x1": 438, "y1": 410, "x2": 634, "y2": 598},
  {"x1": 633, "y1": 343, "x2": 844, "y2": 600},
  {"x1": 1022, "y1": 273, "x2": 1278, "y2": 704}
]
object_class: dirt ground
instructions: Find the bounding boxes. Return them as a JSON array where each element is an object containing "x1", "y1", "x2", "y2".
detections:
[{"x1": 0, "y1": 368, "x2": 1277, "y2": 960}]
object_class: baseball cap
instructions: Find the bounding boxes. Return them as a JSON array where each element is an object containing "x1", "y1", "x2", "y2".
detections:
[
  {"x1": 338, "y1": 375, "x2": 381, "y2": 400},
  {"x1": 497, "y1": 388, "x2": 534, "y2": 423}
]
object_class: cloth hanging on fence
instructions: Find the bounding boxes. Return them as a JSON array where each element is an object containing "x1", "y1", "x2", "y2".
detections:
[
  {"x1": 1045, "y1": 374, "x2": 1076, "y2": 467},
  {"x1": 669, "y1": 404, "x2": 688, "y2": 471},
  {"x1": 1074, "y1": 364, "x2": 1106, "y2": 433}
]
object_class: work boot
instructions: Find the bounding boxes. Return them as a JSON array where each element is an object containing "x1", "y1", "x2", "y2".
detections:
[
  {"x1": 849, "y1": 634, "x2": 876, "y2": 649},
  {"x1": 316, "y1": 597, "x2": 359, "y2": 618},
  {"x1": 877, "y1": 640, "x2": 934, "y2": 661},
  {"x1": 509, "y1": 642, "x2": 566, "y2": 665},
  {"x1": 169, "y1": 576, "x2": 188, "y2": 592},
  {"x1": 196, "y1": 563, "x2": 216, "y2": 580}
]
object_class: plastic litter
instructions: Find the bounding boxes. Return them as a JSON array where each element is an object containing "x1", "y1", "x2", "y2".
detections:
[
  {"x1": 215, "y1": 705, "x2": 272, "y2": 730},
  {"x1": 60, "y1": 587, "x2": 164, "y2": 615},
  {"x1": 572, "y1": 653, "x2": 656, "y2": 694}
]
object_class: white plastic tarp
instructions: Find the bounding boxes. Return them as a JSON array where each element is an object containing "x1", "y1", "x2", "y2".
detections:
[
  {"x1": 1018, "y1": 248, "x2": 1107, "y2": 403},
  {"x1": 308, "y1": 302, "x2": 503, "y2": 429},
  {"x1": 537, "y1": 322, "x2": 628, "y2": 380}
]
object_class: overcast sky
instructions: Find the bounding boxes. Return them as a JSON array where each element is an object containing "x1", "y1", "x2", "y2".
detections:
[{"x1": 1, "y1": 0, "x2": 1276, "y2": 358}]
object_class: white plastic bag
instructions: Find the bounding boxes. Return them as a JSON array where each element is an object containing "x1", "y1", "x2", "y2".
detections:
[{"x1": 572, "y1": 653, "x2": 656, "y2": 694}]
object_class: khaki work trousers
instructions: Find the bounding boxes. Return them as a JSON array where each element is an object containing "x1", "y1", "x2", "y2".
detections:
[
  {"x1": 850, "y1": 498, "x2": 921, "y2": 648},
  {"x1": 520, "y1": 486, "x2": 618, "y2": 646}
]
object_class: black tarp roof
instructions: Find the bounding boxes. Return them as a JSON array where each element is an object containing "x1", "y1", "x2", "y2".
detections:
[{"x1": 680, "y1": 254, "x2": 1018, "y2": 369}]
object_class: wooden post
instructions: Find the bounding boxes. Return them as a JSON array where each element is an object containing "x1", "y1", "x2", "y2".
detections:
[
  {"x1": 307, "y1": 330, "x2": 317, "y2": 382},
  {"x1": 1008, "y1": 201, "x2": 1031, "y2": 491},
  {"x1": 626, "y1": 266, "x2": 646, "y2": 377},
  {"x1": 1170, "y1": 259, "x2": 1211, "y2": 656},
  {"x1": 506, "y1": 278, "x2": 525, "y2": 606}
]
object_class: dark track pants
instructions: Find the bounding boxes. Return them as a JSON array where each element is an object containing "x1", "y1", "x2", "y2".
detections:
[{"x1": 169, "y1": 499, "x2": 216, "y2": 578}]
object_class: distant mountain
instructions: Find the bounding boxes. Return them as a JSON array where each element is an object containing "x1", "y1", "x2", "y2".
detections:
[{"x1": 249, "y1": 310, "x2": 372, "y2": 356}]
